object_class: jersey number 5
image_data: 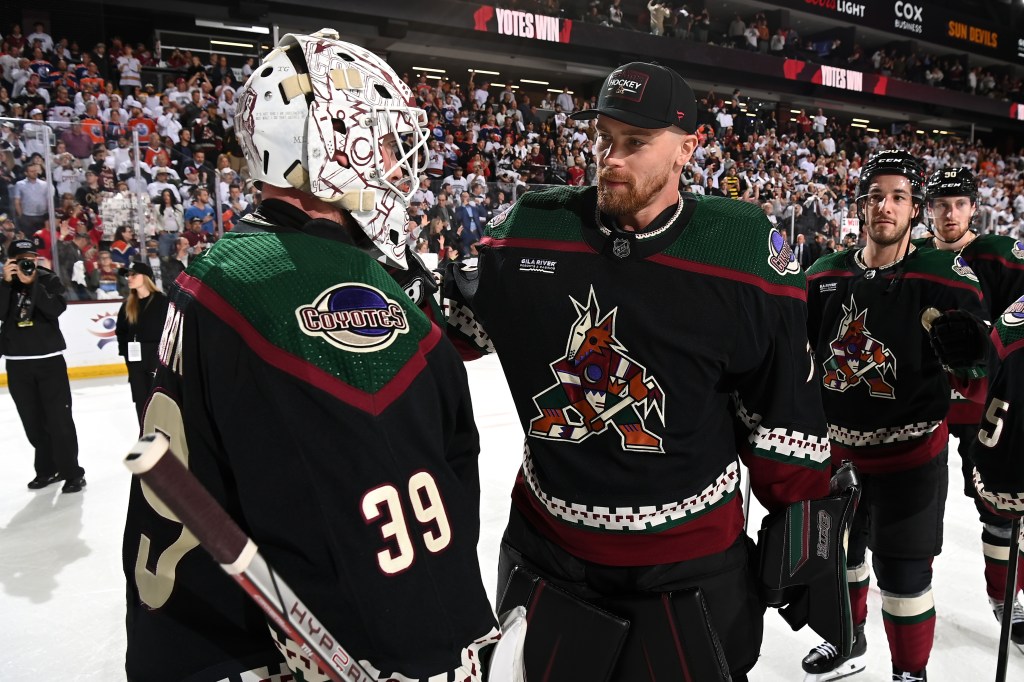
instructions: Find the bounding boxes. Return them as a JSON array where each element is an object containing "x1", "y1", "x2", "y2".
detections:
[
  {"x1": 978, "y1": 398, "x2": 1010, "y2": 448},
  {"x1": 361, "y1": 472, "x2": 452, "y2": 575}
]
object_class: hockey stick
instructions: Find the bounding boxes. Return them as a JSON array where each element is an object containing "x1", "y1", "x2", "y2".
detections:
[
  {"x1": 124, "y1": 433, "x2": 372, "y2": 682},
  {"x1": 995, "y1": 517, "x2": 1022, "y2": 682}
]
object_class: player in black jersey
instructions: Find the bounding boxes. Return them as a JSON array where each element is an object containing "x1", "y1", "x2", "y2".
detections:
[
  {"x1": 444, "y1": 61, "x2": 841, "y2": 682},
  {"x1": 804, "y1": 150, "x2": 988, "y2": 682},
  {"x1": 923, "y1": 166, "x2": 1024, "y2": 647},
  {"x1": 970, "y1": 295, "x2": 1024, "y2": 653},
  {"x1": 121, "y1": 29, "x2": 499, "y2": 682}
]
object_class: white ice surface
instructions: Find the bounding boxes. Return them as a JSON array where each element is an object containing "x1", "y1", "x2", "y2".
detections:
[{"x1": 1, "y1": 354, "x2": 1021, "y2": 680}]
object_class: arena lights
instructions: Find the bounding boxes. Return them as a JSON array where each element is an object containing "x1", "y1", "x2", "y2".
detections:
[
  {"x1": 469, "y1": 68, "x2": 501, "y2": 75},
  {"x1": 916, "y1": 130, "x2": 926, "y2": 134},
  {"x1": 546, "y1": 88, "x2": 573, "y2": 94},
  {"x1": 789, "y1": 109, "x2": 801, "y2": 114},
  {"x1": 521, "y1": 78, "x2": 549, "y2": 85},
  {"x1": 852, "y1": 118, "x2": 870, "y2": 123},
  {"x1": 851, "y1": 122, "x2": 867, "y2": 128},
  {"x1": 210, "y1": 40, "x2": 255, "y2": 48},
  {"x1": 413, "y1": 66, "x2": 446, "y2": 73},
  {"x1": 195, "y1": 19, "x2": 270, "y2": 34}
]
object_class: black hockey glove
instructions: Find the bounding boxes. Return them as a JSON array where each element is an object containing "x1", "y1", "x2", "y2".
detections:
[{"x1": 926, "y1": 309, "x2": 989, "y2": 373}]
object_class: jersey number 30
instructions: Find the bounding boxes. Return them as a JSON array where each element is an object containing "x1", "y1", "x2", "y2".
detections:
[{"x1": 361, "y1": 472, "x2": 451, "y2": 575}]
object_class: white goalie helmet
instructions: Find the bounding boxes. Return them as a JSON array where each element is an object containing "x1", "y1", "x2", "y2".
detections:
[{"x1": 236, "y1": 29, "x2": 427, "y2": 269}]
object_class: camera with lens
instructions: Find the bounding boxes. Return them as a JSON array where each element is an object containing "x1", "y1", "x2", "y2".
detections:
[{"x1": 16, "y1": 258, "x2": 36, "y2": 276}]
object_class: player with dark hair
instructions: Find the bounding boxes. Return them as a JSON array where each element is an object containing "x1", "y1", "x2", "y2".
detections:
[
  {"x1": 121, "y1": 29, "x2": 498, "y2": 682},
  {"x1": 920, "y1": 166, "x2": 1024, "y2": 644},
  {"x1": 803, "y1": 150, "x2": 988, "y2": 681},
  {"x1": 445, "y1": 61, "x2": 842, "y2": 682}
]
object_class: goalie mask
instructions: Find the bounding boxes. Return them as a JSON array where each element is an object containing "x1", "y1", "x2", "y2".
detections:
[{"x1": 236, "y1": 29, "x2": 428, "y2": 269}]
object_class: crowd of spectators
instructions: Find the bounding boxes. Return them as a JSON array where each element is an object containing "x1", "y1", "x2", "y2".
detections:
[
  {"x1": 567, "y1": 1, "x2": 1024, "y2": 102},
  {"x1": 0, "y1": 17, "x2": 1023, "y2": 301}
]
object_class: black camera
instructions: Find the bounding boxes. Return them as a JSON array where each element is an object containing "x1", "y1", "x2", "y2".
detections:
[{"x1": 16, "y1": 258, "x2": 36, "y2": 276}]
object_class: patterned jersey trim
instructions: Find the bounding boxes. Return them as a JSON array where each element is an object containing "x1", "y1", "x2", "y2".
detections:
[
  {"x1": 734, "y1": 398, "x2": 831, "y2": 466},
  {"x1": 828, "y1": 419, "x2": 942, "y2": 448},
  {"x1": 522, "y1": 445, "x2": 739, "y2": 532}
]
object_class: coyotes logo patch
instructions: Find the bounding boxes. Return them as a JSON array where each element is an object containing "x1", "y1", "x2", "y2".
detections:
[
  {"x1": 1003, "y1": 294, "x2": 1024, "y2": 327},
  {"x1": 823, "y1": 299, "x2": 897, "y2": 399},
  {"x1": 529, "y1": 288, "x2": 666, "y2": 452}
]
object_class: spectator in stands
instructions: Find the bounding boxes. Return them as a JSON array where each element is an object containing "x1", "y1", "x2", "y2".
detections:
[
  {"x1": 184, "y1": 187, "x2": 214, "y2": 235},
  {"x1": 161, "y1": 234, "x2": 191, "y2": 284},
  {"x1": 86, "y1": 249, "x2": 125, "y2": 298},
  {"x1": 154, "y1": 188, "x2": 184, "y2": 257},
  {"x1": 13, "y1": 162, "x2": 49, "y2": 235},
  {"x1": 110, "y1": 225, "x2": 139, "y2": 266}
]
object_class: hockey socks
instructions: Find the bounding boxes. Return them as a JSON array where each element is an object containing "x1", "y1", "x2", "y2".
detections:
[
  {"x1": 881, "y1": 587, "x2": 935, "y2": 674},
  {"x1": 848, "y1": 562, "x2": 870, "y2": 627},
  {"x1": 981, "y1": 523, "x2": 1024, "y2": 601}
]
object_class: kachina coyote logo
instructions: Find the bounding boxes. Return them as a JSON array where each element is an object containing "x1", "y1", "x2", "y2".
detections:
[
  {"x1": 529, "y1": 287, "x2": 666, "y2": 452},
  {"x1": 823, "y1": 299, "x2": 897, "y2": 399}
]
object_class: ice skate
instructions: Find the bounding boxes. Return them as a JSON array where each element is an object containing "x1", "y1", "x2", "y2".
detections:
[
  {"x1": 802, "y1": 622, "x2": 866, "y2": 681},
  {"x1": 891, "y1": 666, "x2": 926, "y2": 681},
  {"x1": 990, "y1": 595, "x2": 1024, "y2": 653}
]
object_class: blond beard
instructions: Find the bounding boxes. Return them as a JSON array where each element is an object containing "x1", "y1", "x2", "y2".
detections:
[{"x1": 598, "y1": 166, "x2": 671, "y2": 218}]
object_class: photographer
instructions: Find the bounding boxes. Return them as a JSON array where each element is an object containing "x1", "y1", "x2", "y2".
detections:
[{"x1": 0, "y1": 239, "x2": 84, "y2": 493}]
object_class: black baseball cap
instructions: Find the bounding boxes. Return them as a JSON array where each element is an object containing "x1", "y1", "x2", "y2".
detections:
[
  {"x1": 119, "y1": 260, "x2": 154, "y2": 278},
  {"x1": 570, "y1": 61, "x2": 697, "y2": 133},
  {"x1": 7, "y1": 239, "x2": 37, "y2": 258}
]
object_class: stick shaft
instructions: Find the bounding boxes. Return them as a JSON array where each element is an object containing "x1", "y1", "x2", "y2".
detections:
[
  {"x1": 995, "y1": 518, "x2": 1022, "y2": 682},
  {"x1": 125, "y1": 434, "x2": 373, "y2": 682}
]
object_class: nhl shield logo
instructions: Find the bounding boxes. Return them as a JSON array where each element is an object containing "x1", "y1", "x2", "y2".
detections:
[
  {"x1": 529, "y1": 287, "x2": 666, "y2": 452},
  {"x1": 612, "y1": 237, "x2": 630, "y2": 259},
  {"x1": 768, "y1": 228, "x2": 800, "y2": 276},
  {"x1": 952, "y1": 255, "x2": 979, "y2": 282},
  {"x1": 1002, "y1": 294, "x2": 1024, "y2": 327},
  {"x1": 296, "y1": 283, "x2": 409, "y2": 352}
]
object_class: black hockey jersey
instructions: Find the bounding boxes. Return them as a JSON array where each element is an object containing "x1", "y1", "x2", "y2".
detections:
[
  {"x1": 806, "y1": 247, "x2": 986, "y2": 474},
  {"x1": 971, "y1": 294, "x2": 1024, "y2": 517},
  {"x1": 122, "y1": 201, "x2": 498, "y2": 681},
  {"x1": 916, "y1": 234, "x2": 1024, "y2": 424},
  {"x1": 445, "y1": 186, "x2": 830, "y2": 567}
]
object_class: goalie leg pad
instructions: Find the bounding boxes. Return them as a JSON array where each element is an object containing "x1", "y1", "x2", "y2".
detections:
[
  {"x1": 496, "y1": 565, "x2": 629, "y2": 682},
  {"x1": 759, "y1": 462, "x2": 862, "y2": 657}
]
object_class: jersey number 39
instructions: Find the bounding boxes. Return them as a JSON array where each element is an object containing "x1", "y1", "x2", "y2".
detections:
[{"x1": 361, "y1": 472, "x2": 451, "y2": 575}]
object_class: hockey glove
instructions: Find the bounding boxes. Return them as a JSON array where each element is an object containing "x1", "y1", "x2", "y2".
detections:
[{"x1": 926, "y1": 309, "x2": 989, "y2": 374}]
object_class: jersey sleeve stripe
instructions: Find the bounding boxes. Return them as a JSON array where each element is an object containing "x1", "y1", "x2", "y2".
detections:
[
  {"x1": 970, "y1": 252, "x2": 1024, "y2": 271},
  {"x1": 177, "y1": 273, "x2": 441, "y2": 416},
  {"x1": 646, "y1": 253, "x2": 807, "y2": 301},
  {"x1": 992, "y1": 329, "x2": 1024, "y2": 361},
  {"x1": 901, "y1": 271, "x2": 984, "y2": 301},
  {"x1": 481, "y1": 236, "x2": 597, "y2": 254}
]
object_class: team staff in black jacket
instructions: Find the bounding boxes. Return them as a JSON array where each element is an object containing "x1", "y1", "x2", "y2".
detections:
[
  {"x1": 114, "y1": 260, "x2": 168, "y2": 425},
  {"x1": 0, "y1": 239, "x2": 85, "y2": 493}
]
